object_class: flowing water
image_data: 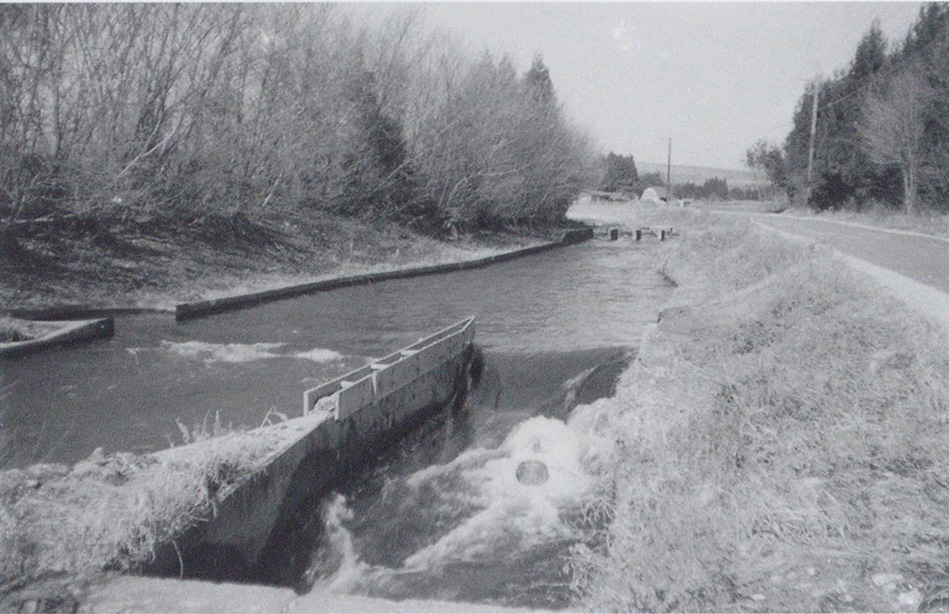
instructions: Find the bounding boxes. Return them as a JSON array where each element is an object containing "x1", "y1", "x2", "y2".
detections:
[
  {"x1": 1, "y1": 205, "x2": 671, "y2": 607},
  {"x1": 285, "y1": 348, "x2": 630, "y2": 609}
]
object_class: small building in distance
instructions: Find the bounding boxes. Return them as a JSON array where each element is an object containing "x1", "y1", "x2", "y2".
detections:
[
  {"x1": 641, "y1": 186, "x2": 670, "y2": 203},
  {"x1": 588, "y1": 190, "x2": 635, "y2": 202}
]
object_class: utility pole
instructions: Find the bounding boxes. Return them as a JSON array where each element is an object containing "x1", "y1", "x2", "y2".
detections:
[
  {"x1": 805, "y1": 78, "x2": 820, "y2": 204},
  {"x1": 666, "y1": 137, "x2": 672, "y2": 199}
]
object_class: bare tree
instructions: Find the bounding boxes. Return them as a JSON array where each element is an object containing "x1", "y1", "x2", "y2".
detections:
[
  {"x1": 860, "y1": 64, "x2": 935, "y2": 214},
  {"x1": 1, "y1": 4, "x2": 594, "y2": 235}
]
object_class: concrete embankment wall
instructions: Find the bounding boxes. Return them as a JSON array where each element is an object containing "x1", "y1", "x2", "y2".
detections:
[
  {"x1": 176, "y1": 228, "x2": 593, "y2": 321},
  {"x1": 146, "y1": 319, "x2": 478, "y2": 586},
  {"x1": 0, "y1": 317, "x2": 114, "y2": 359}
]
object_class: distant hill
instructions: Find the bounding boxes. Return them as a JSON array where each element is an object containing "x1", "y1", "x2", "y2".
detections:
[{"x1": 637, "y1": 161, "x2": 767, "y2": 188}]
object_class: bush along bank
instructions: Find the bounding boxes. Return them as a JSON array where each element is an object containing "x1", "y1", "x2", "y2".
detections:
[{"x1": 570, "y1": 215, "x2": 949, "y2": 612}]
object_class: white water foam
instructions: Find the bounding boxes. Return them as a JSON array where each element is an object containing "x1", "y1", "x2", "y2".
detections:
[
  {"x1": 294, "y1": 348, "x2": 346, "y2": 363},
  {"x1": 306, "y1": 494, "x2": 374, "y2": 593},
  {"x1": 161, "y1": 341, "x2": 286, "y2": 363},
  {"x1": 401, "y1": 406, "x2": 615, "y2": 570},
  {"x1": 129, "y1": 341, "x2": 345, "y2": 364},
  {"x1": 309, "y1": 402, "x2": 617, "y2": 593}
]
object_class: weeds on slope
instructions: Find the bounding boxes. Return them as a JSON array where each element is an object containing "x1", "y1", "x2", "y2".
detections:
[
  {"x1": 0, "y1": 414, "x2": 272, "y2": 604},
  {"x1": 571, "y1": 218, "x2": 949, "y2": 612}
]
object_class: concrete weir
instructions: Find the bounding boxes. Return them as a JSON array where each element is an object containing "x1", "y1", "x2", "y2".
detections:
[{"x1": 146, "y1": 317, "x2": 479, "y2": 585}]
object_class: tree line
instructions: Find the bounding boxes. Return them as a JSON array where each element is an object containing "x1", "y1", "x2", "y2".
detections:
[
  {"x1": 747, "y1": 3, "x2": 949, "y2": 213},
  {"x1": 0, "y1": 5, "x2": 597, "y2": 244}
]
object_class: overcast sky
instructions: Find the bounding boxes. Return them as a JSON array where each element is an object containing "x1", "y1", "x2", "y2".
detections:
[{"x1": 379, "y1": 2, "x2": 923, "y2": 170}]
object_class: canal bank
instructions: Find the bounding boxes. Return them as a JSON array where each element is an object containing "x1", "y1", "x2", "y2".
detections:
[
  {"x1": 570, "y1": 207, "x2": 949, "y2": 612},
  {"x1": 1, "y1": 216, "x2": 577, "y2": 318},
  {"x1": 175, "y1": 229, "x2": 592, "y2": 321}
]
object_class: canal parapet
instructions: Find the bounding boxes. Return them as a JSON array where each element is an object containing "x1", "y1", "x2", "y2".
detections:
[{"x1": 303, "y1": 317, "x2": 475, "y2": 419}]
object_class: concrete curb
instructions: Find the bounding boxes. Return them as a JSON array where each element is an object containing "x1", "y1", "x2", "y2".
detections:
[
  {"x1": 175, "y1": 228, "x2": 593, "y2": 321},
  {"x1": 835, "y1": 252, "x2": 949, "y2": 334},
  {"x1": 0, "y1": 317, "x2": 115, "y2": 359}
]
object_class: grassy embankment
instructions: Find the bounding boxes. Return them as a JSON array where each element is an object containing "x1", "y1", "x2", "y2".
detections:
[
  {"x1": 571, "y1": 205, "x2": 949, "y2": 612},
  {"x1": 0, "y1": 413, "x2": 300, "y2": 610}
]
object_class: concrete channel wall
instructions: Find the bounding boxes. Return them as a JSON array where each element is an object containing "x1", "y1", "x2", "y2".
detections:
[
  {"x1": 0, "y1": 317, "x2": 114, "y2": 359},
  {"x1": 303, "y1": 317, "x2": 475, "y2": 418},
  {"x1": 146, "y1": 318, "x2": 478, "y2": 585},
  {"x1": 175, "y1": 228, "x2": 593, "y2": 321}
]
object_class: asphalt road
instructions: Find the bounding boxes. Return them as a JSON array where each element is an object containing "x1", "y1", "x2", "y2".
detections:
[{"x1": 750, "y1": 215, "x2": 949, "y2": 296}]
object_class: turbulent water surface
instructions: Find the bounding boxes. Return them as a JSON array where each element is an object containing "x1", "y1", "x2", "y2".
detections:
[
  {"x1": 2, "y1": 203, "x2": 670, "y2": 607},
  {"x1": 287, "y1": 348, "x2": 630, "y2": 608}
]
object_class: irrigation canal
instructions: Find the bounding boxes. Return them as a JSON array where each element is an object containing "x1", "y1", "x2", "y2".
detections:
[{"x1": 2, "y1": 210, "x2": 673, "y2": 608}]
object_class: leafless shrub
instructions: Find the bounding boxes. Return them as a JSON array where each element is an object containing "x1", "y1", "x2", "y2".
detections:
[{"x1": 0, "y1": 5, "x2": 595, "y2": 241}]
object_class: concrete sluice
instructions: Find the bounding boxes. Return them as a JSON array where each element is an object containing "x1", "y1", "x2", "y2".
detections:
[
  {"x1": 143, "y1": 343, "x2": 631, "y2": 609},
  {"x1": 271, "y1": 347, "x2": 632, "y2": 609}
]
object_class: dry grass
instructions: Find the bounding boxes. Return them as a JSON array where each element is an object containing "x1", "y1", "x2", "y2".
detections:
[
  {"x1": 571, "y1": 217, "x2": 949, "y2": 612},
  {"x1": 0, "y1": 416, "x2": 274, "y2": 601}
]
